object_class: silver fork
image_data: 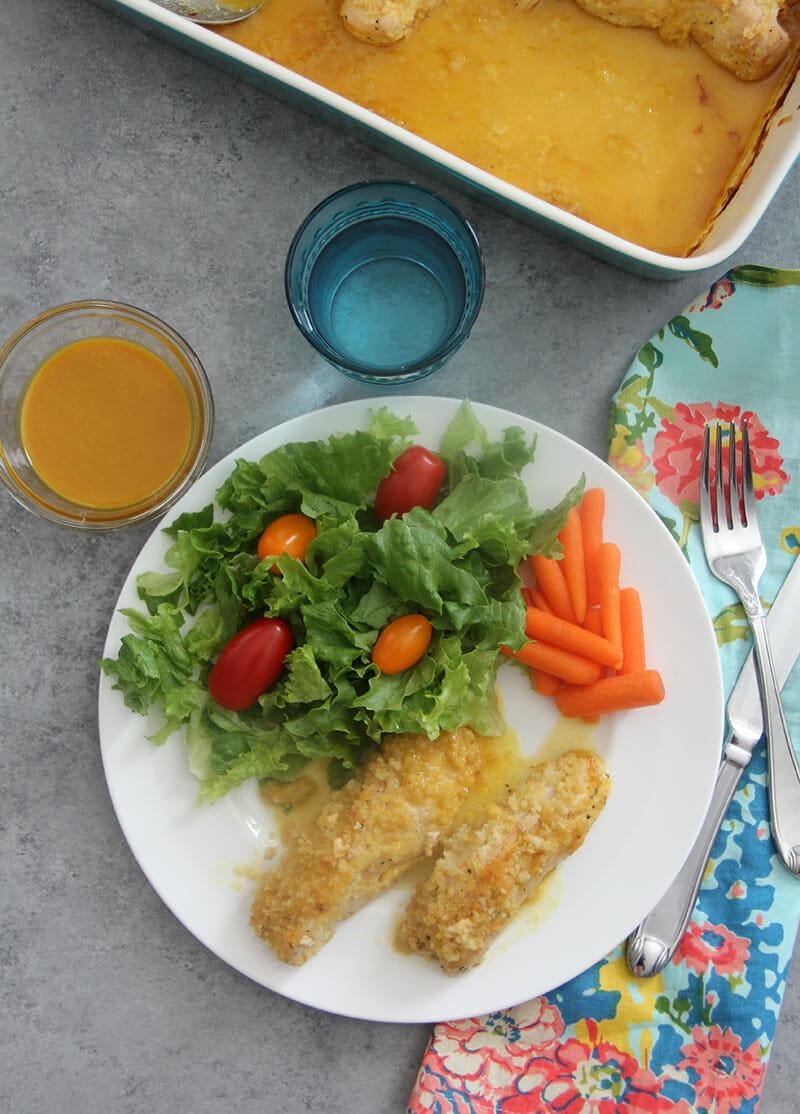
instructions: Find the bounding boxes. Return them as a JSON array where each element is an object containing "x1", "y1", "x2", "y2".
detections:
[{"x1": 700, "y1": 419, "x2": 800, "y2": 876}]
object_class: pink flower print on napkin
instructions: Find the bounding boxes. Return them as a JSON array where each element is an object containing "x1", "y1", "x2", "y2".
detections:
[
  {"x1": 675, "y1": 920, "x2": 750, "y2": 977},
  {"x1": 678, "y1": 1026, "x2": 764, "y2": 1114},
  {"x1": 409, "y1": 999, "x2": 566, "y2": 1113},
  {"x1": 516, "y1": 1024, "x2": 694, "y2": 1114},
  {"x1": 652, "y1": 402, "x2": 788, "y2": 510},
  {"x1": 688, "y1": 275, "x2": 736, "y2": 313}
]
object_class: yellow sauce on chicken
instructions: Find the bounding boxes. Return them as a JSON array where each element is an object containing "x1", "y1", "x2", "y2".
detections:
[
  {"x1": 261, "y1": 727, "x2": 530, "y2": 843},
  {"x1": 219, "y1": 0, "x2": 795, "y2": 255},
  {"x1": 262, "y1": 716, "x2": 597, "y2": 845}
]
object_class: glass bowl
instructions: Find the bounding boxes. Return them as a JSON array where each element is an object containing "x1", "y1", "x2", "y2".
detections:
[
  {"x1": 285, "y1": 181, "x2": 485, "y2": 385},
  {"x1": 0, "y1": 300, "x2": 214, "y2": 530}
]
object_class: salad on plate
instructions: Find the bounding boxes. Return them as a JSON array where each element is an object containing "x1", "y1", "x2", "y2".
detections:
[{"x1": 101, "y1": 400, "x2": 584, "y2": 801}]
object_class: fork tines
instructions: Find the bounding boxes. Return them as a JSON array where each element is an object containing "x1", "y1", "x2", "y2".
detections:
[{"x1": 701, "y1": 419, "x2": 756, "y2": 535}]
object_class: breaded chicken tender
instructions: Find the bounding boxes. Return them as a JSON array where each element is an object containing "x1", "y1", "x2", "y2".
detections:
[
  {"x1": 398, "y1": 748, "x2": 610, "y2": 974},
  {"x1": 250, "y1": 727, "x2": 483, "y2": 965}
]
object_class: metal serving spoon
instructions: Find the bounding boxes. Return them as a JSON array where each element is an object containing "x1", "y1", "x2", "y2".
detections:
[{"x1": 150, "y1": 0, "x2": 265, "y2": 24}]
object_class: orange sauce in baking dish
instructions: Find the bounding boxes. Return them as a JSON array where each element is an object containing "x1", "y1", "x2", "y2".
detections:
[
  {"x1": 21, "y1": 337, "x2": 192, "y2": 508},
  {"x1": 217, "y1": 0, "x2": 795, "y2": 256}
]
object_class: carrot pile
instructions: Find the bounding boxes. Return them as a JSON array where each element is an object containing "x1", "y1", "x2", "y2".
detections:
[{"x1": 502, "y1": 488, "x2": 665, "y2": 720}]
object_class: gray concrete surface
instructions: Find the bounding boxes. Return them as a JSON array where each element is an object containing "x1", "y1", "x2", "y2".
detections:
[{"x1": 1, "y1": 2, "x2": 798, "y2": 1111}]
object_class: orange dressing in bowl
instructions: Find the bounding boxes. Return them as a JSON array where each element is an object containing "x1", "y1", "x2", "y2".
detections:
[{"x1": 20, "y1": 336, "x2": 192, "y2": 509}]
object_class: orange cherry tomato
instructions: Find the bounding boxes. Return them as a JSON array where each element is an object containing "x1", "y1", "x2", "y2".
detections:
[
  {"x1": 257, "y1": 513, "x2": 317, "y2": 570},
  {"x1": 371, "y1": 614, "x2": 433, "y2": 675}
]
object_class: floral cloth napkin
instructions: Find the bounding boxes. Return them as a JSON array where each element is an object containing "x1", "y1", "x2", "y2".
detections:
[{"x1": 407, "y1": 265, "x2": 800, "y2": 1114}]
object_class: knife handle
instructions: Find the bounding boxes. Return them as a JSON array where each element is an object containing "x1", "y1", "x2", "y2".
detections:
[
  {"x1": 750, "y1": 614, "x2": 800, "y2": 877},
  {"x1": 627, "y1": 756, "x2": 743, "y2": 978}
]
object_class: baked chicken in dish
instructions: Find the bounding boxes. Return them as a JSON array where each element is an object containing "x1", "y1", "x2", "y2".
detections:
[
  {"x1": 340, "y1": 0, "x2": 439, "y2": 42},
  {"x1": 340, "y1": 0, "x2": 799, "y2": 82},
  {"x1": 554, "y1": 0, "x2": 800, "y2": 81}
]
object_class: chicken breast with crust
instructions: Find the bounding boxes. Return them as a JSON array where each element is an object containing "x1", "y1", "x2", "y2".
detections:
[
  {"x1": 341, "y1": 0, "x2": 799, "y2": 81},
  {"x1": 517, "y1": 0, "x2": 799, "y2": 81},
  {"x1": 398, "y1": 748, "x2": 610, "y2": 974},
  {"x1": 340, "y1": 0, "x2": 439, "y2": 44},
  {"x1": 250, "y1": 726, "x2": 483, "y2": 965}
]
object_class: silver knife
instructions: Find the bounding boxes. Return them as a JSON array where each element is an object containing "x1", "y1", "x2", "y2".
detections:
[{"x1": 627, "y1": 554, "x2": 800, "y2": 978}]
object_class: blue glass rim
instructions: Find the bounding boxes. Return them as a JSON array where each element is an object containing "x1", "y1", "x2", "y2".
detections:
[{"x1": 284, "y1": 180, "x2": 486, "y2": 383}]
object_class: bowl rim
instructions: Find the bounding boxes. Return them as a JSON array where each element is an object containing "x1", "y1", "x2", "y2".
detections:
[{"x1": 0, "y1": 299, "x2": 215, "y2": 531}]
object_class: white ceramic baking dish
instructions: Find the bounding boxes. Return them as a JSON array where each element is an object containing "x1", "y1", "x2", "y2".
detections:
[{"x1": 95, "y1": 0, "x2": 800, "y2": 278}]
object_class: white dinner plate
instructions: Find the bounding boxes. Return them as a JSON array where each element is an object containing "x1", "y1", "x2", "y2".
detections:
[{"x1": 98, "y1": 397, "x2": 723, "y2": 1024}]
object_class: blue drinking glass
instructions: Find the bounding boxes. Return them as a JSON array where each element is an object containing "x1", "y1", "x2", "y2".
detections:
[{"x1": 285, "y1": 181, "x2": 485, "y2": 385}]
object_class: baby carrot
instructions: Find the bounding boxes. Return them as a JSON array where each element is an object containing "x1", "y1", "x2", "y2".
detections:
[
  {"x1": 527, "y1": 585, "x2": 554, "y2": 614},
  {"x1": 619, "y1": 586, "x2": 646, "y2": 674},
  {"x1": 558, "y1": 507, "x2": 587, "y2": 624},
  {"x1": 582, "y1": 607, "x2": 604, "y2": 637},
  {"x1": 596, "y1": 542, "x2": 623, "y2": 655},
  {"x1": 501, "y1": 642, "x2": 604, "y2": 686},
  {"x1": 579, "y1": 487, "x2": 605, "y2": 606},
  {"x1": 530, "y1": 667, "x2": 561, "y2": 697},
  {"x1": 524, "y1": 606, "x2": 622, "y2": 669},
  {"x1": 529, "y1": 554, "x2": 576, "y2": 624},
  {"x1": 554, "y1": 670, "x2": 665, "y2": 718}
]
